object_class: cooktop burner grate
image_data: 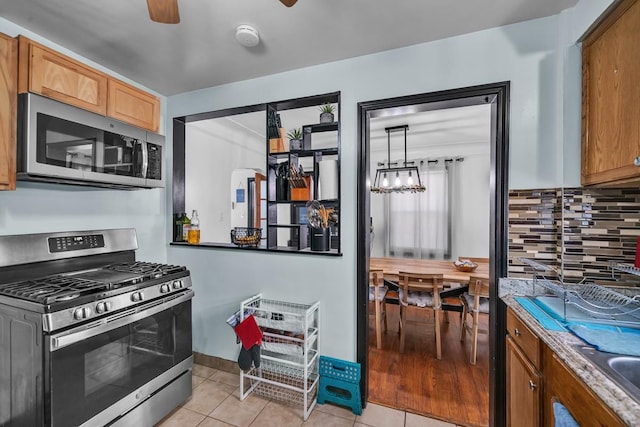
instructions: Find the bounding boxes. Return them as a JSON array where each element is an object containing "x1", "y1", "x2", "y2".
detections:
[
  {"x1": 0, "y1": 262, "x2": 188, "y2": 307},
  {"x1": 0, "y1": 276, "x2": 108, "y2": 304},
  {"x1": 103, "y1": 262, "x2": 187, "y2": 279}
]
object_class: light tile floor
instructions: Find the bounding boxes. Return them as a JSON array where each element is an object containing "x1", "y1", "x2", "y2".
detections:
[{"x1": 156, "y1": 364, "x2": 465, "y2": 427}]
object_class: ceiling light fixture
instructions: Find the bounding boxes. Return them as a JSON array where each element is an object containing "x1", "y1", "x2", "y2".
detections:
[
  {"x1": 371, "y1": 125, "x2": 426, "y2": 194},
  {"x1": 235, "y1": 25, "x2": 260, "y2": 47}
]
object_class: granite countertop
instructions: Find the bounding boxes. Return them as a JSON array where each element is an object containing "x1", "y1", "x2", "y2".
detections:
[{"x1": 499, "y1": 278, "x2": 640, "y2": 427}]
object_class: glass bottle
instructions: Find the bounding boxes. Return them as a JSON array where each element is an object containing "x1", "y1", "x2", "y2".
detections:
[
  {"x1": 182, "y1": 212, "x2": 191, "y2": 242},
  {"x1": 188, "y1": 209, "x2": 200, "y2": 244},
  {"x1": 174, "y1": 213, "x2": 185, "y2": 242}
]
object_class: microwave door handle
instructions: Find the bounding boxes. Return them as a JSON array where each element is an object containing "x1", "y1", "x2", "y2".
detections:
[
  {"x1": 49, "y1": 290, "x2": 193, "y2": 351},
  {"x1": 142, "y1": 141, "x2": 149, "y2": 178},
  {"x1": 140, "y1": 141, "x2": 149, "y2": 178}
]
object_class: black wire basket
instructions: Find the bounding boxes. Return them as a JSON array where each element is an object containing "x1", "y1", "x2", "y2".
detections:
[{"x1": 230, "y1": 227, "x2": 262, "y2": 247}]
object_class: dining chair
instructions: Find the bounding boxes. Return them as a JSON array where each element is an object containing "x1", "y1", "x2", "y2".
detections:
[
  {"x1": 369, "y1": 269, "x2": 388, "y2": 349},
  {"x1": 398, "y1": 272, "x2": 444, "y2": 359},
  {"x1": 459, "y1": 275, "x2": 490, "y2": 365},
  {"x1": 450, "y1": 257, "x2": 489, "y2": 321}
]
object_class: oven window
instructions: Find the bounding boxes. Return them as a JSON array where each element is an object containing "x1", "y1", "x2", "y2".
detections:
[{"x1": 48, "y1": 301, "x2": 191, "y2": 426}]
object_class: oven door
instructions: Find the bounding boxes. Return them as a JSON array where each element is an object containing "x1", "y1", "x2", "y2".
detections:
[{"x1": 46, "y1": 290, "x2": 193, "y2": 427}]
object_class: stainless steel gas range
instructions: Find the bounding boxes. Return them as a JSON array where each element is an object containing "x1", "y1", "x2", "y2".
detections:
[{"x1": 0, "y1": 229, "x2": 194, "y2": 427}]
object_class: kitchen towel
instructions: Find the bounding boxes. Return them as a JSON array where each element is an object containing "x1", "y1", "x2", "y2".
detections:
[
  {"x1": 553, "y1": 402, "x2": 579, "y2": 427},
  {"x1": 566, "y1": 322, "x2": 640, "y2": 356},
  {"x1": 318, "y1": 159, "x2": 338, "y2": 200},
  {"x1": 234, "y1": 314, "x2": 263, "y2": 350},
  {"x1": 514, "y1": 297, "x2": 567, "y2": 331}
]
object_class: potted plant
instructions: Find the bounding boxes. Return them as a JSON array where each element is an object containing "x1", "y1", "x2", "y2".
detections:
[
  {"x1": 319, "y1": 103, "x2": 335, "y2": 123},
  {"x1": 287, "y1": 128, "x2": 303, "y2": 151}
]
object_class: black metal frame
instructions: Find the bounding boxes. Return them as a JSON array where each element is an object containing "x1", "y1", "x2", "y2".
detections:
[
  {"x1": 171, "y1": 92, "x2": 343, "y2": 256},
  {"x1": 356, "y1": 81, "x2": 510, "y2": 427}
]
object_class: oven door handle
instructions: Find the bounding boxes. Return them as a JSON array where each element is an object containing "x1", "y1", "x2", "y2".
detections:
[{"x1": 49, "y1": 289, "x2": 193, "y2": 351}]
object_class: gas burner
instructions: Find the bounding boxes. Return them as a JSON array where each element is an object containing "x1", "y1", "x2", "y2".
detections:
[
  {"x1": 55, "y1": 293, "x2": 80, "y2": 302},
  {"x1": 0, "y1": 276, "x2": 108, "y2": 305},
  {"x1": 104, "y1": 261, "x2": 187, "y2": 279}
]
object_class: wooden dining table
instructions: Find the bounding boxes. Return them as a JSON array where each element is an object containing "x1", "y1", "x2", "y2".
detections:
[
  {"x1": 370, "y1": 257, "x2": 489, "y2": 311},
  {"x1": 370, "y1": 257, "x2": 489, "y2": 283}
]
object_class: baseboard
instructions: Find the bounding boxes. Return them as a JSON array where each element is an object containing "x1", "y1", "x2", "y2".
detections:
[{"x1": 193, "y1": 352, "x2": 239, "y2": 375}]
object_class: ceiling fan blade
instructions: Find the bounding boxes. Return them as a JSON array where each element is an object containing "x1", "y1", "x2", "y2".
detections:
[
  {"x1": 279, "y1": 0, "x2": 298, "y2": 7},
  {"x1": 147, "y1": 0, "x2": 180, "y2": 24}
]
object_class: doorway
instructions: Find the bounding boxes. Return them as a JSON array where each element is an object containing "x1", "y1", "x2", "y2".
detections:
[{"x1": 356, "y1": 82, "x2": 510, "y2": 427}]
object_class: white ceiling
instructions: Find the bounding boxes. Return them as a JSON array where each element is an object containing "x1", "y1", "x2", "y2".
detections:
[
  {"x1": 370, "y1": 104, "x2": 492, "y2": 154},
  {"x1": 1, "y1": 0, "x2": 577, "y2": 96}
]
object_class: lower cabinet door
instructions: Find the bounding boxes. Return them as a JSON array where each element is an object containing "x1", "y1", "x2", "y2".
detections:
[{"x1": 506, "y1": 335, "x2": 542, "y2": 427}]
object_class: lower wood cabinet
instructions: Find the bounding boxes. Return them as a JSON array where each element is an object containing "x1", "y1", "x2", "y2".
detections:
[
  {"x1": 506, "y1": 307, "x2": 627, "y2": 427},
  {"x1": 543, "y1": 345, "x2": 625, "y2": 427},
  {"x1": 506, "y1": 335, "x2": 541, "y2": 427},
  {"x1": 0, "y1": 32, "x2": 17, "y2": 191}
]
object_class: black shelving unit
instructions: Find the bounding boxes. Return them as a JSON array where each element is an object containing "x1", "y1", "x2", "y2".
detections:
[{"x1": 265, "y1": 92, "x2": 340, "y2": 253}]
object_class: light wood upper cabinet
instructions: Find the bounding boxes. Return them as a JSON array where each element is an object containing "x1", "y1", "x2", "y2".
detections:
[
  {"x1": 582, "y1": 0, "x2": 640, "y2": 186},
  {"x1": 108, "y1": 79, "x2": 160, "y2": 133},
  {"x1": 0, "y1": 33, "x2": 17, "y2": 191},
  {"x1": 18, "y1": 36, "x2": 108, "y2": 115},
  {"x1": 18, "y1": 36, "x2": 160, "y2": 133}
]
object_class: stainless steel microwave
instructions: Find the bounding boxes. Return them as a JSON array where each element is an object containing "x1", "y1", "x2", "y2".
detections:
[{"x1": 17, "y1": 93, "x2": 164, "y2": 189}]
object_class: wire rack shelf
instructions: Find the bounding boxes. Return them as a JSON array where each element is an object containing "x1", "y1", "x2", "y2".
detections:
[{"x1": 239, "y1": 294, "x2": 320, "y2": 420}]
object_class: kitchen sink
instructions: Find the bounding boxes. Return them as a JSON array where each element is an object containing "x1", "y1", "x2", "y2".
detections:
[{"x1": 575, "y1": 346, "x2": 640, "y2": 403}]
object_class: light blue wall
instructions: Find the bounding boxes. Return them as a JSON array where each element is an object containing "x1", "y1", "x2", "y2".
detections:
[
  {"x1": 0, "y1": 18, "x2": 169, "y2": 262},
  {"x1": 0, "y1": 0, "x2": 612, "y2": 363},
  {"x1": 167, "y1": 3, "x2": 609, "y2": 362}
]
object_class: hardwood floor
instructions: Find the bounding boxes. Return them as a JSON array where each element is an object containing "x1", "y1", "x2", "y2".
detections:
[{"x1": 367, "y1": 302, "x2": 489, "y2": 427}]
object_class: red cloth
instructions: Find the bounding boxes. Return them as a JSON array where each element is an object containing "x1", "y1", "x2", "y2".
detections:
[
  {"x1": 234, "y1": 315, "x2": 263, "y2": 350},
  {"x1": 635, "y1": 237, "x2": 640, "y2": 268}
]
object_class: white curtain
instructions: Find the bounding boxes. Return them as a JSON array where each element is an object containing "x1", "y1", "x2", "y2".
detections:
[{"x1": 387, "y1": 158, "x2": 461, "y2": 259}]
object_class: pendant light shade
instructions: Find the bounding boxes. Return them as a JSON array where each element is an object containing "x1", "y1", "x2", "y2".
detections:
[{"x1": 371, "y1": 125, "x2": 426, "y2": 194}]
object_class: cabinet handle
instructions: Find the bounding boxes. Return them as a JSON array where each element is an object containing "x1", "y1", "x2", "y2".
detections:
[
  {"x1": 514, "y1": 328, "x2": 521, "y2": 337},
  {"x1": 634, "y1": 156, "x2": 640, "y2": 166},
  {"x1": 529, "y1": 380, "x2": 537, "y2": 390}
]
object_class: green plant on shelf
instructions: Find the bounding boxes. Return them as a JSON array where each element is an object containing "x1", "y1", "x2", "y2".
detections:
[
  {"x1": 286, "y1": 128, "x2": 302, "y2": 140},
  {"x1": 319, "y1": 103, "x2": 335, "y2": 114}
]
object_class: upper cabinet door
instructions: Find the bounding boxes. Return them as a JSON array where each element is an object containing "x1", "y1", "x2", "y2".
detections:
[
  {"x1": 107, "y1": 80, "x2": 160, "y2": 133},
  {"x1": 582, "y1": 0, "x2": 640, "y2": 186},
  {"x1": 0, "y1": 33, "x2": 17, "y2": 191},
  {"x1": 20, "y1": 37, "x2": 108, "y2": 116}
]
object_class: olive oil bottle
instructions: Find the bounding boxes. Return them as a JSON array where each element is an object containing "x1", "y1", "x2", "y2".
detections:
[{"x1": 188, "y1": 210, "x2": 200, "y2": 244}]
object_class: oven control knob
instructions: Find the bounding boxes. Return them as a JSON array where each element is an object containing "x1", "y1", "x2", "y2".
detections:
[
  {"x1": 95, "y1": 302, "x2": 110, "y2": 314},
  {"x1": 160, "y1": 284, "x2": 169, "y2": 293},
  {"x1": 74, "y1": 308, "x2": 84, "y2": 320},
  {"x1": 173, "y1": 280, "x2": 183, "y2": 290},
  {"x1": 131, "y1": 292, "x2": 143, "y2": 302},
  {"x1": 82, "y1": 307, "x2": 92, "y2": 318}
]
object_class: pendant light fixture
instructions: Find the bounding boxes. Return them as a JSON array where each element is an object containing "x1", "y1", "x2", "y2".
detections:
[{"x1": 371, "y1": 125, "x2": 426, "y2": 194}]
